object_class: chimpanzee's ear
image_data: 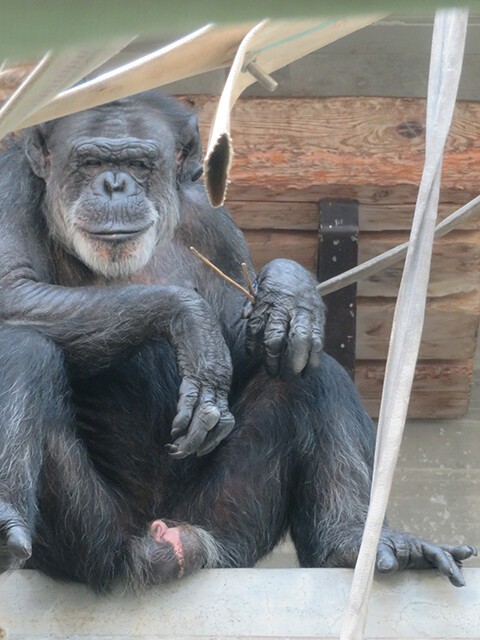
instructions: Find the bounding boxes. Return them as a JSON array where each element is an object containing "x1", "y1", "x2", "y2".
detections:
[
  {"x1": 177, "y1": 114, "x2": 203, "y2": 183},
  {"x1": 25, "y1": 126, "x2": 50, "y2": 179}
]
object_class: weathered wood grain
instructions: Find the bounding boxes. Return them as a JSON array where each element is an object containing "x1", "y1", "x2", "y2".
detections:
[
  {"x1": 187, "y1": 95, "x2": 480, "y2": 204},
  {"x1": 244, "y1": 229, "x2": 480, "y2": 299},
  {"x1": 357, "y1": 230, "x2": 480, "y2": 297},
  {"x1": 356, "y1": 296, "x2": 480, "y2": 360},
  {"x1": 228, "y1": 200, "x2": 480, "y2": 231},
  {"x1": 227, "y1": 200, "x2": 319, "y2": 230},
  {"x1": 358, "y1": 202, "x2": 480, "y2": 231},
  {"x1": 244, "y1": 229, "x2": 318, "y2": 272},
  {"x1": 356, "y1": 360, "x2": 473, "y2": 419}
]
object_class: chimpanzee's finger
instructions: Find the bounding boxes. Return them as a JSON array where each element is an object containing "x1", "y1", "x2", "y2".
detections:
[
  {"x1": 263, "y1": 311, "x2": 289, "y2": 377},
  {"x1": 170, "y1": 390, "x2": 221, "y2": 458},
  {"x1": 438, "y1": 544, "x2": 478, "y2": 562},
  {"x1": 0, "y1": 502, "x2": 32, "y2": 560},
  {"x1": 302, "y1": 327, "x2": 324, "y2": 377},
  {"x1": 245, "y1": 300, "x2": 269, "y2": 356},
  {"x1": 242, "y1": 300, "x2": 254, "y2": 319},
  {"x1": 423, "y1": 542, "x2": 466, "y2": 587},
  {"x1": 282, "y1": 310, "x2": 311, "y2": 377},
  {"x1": 6, "y1": 525, "x2": 32, "y2": 559},
  {"x1": 171, "y1": 378, "x2": 200, "y2": 438},
  {"x1": 196, "y1": 411, "x2": 235, "y2": 456},
  {"x1": 376, "y1": 543, "x2": 399, "y2": 574}
]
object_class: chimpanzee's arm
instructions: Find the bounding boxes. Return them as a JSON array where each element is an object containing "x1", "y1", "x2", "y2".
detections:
[
  {"x1": 1, "y1": 278, "x2": 235, "y2": 457},
  {"x1": 0, "y1": 161, "x2": 234, "y2": 456},
  {"x1": 180, "y1": 188, "x2": 326, "y2": 379}
]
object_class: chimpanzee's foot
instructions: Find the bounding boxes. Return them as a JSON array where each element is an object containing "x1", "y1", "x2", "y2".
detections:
[
  {"x1": 0, "y1": 500, "x2": 32, "y2": 572},
  {"x1": 130, "y1": 519, "x2": 221, "y2": 587},
  {"x1": 375, "y1": 530, "x2": 477, "y2": 587}
]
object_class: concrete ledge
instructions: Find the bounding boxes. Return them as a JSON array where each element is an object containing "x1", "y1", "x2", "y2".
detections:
[{"x1": 1, "y1": 568, "x2": 479, "y2": 639}]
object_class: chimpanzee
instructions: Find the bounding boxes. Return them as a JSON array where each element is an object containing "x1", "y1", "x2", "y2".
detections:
[{"x1": 0, "y1": 91, "x2": 476, "y2": 592}]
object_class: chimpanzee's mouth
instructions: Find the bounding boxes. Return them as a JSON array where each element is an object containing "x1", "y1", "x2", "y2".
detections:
[{"x1": 79, "y1": 223, "x2": 154, "y2": 242}]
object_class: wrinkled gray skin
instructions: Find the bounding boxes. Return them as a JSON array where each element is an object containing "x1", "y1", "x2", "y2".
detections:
[{"x1": 0, "y1": 91, "x2": 476, "y2": 591}]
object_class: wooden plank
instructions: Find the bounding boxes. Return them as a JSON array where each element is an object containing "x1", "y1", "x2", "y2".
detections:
[
  {"x1": 244, "y1": 229, "x2": 318, "y2": 272},
  {"x1": 228, "y1": 201, "x2": 480, "y2": 232},
  {"x1": 356, "y1": 360, "x2": 473, "y2": 419},
  {"x1": 225, "y1": 183, "x2": 479, "y2": 206},
  {"x1": 356, "y1": 296, "x2": 480, "y2": 360},
  {"x1": 357, "y1": 230, "x2": 480, "y2": 297},
  {"x1": 359, "y1": 202, "x2": 480, "y2": 231},
  {"x1": 2, "y1": 569, "x2": 480, "y2": 639},
  {"x1": 227, "y1": 200, "x2": 319, "y2": 230},
  {"x1": 244, "y1": 229, "x2": 480, "y2": 299},
  {"x1": 186, "y1": 96, "x2": 480, "y2": 204}
]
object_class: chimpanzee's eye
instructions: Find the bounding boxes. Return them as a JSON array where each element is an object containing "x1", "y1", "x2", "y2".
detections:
[
  {"x1": 83, "y1": 158, "x2": 102, "y2": 167},
  {"x1": 128, "y1": 160, "x2": 148, "y2": 170}
]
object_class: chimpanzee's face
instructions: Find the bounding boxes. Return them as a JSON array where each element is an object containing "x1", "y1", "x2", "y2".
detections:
[{"x1": 26, "y1": 103, "x2": 182, "y2": 279}]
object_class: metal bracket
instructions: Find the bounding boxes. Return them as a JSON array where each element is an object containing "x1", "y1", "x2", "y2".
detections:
[{"x1": 317, "y1": 199, "x2": 359, "y2": 379}]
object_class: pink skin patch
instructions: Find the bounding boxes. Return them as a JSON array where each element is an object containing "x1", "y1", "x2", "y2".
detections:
[{"x1": 150, "y1": 520, "x2": 185, "y2": 578}]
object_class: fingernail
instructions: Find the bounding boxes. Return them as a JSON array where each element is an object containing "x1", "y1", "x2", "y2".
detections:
[
  {"x1": 20, "y1": 543, "x2": 32, "y2": 559},
  {"x1": 170, "y1": 450, "x2": 188, "y2": 459}
]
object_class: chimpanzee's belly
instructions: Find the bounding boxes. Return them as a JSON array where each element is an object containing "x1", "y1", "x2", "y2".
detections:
[{"x1": 70, "y1": 340, "x2": 182, "y2": 516}]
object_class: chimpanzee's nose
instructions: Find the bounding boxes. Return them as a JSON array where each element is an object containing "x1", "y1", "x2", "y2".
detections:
[
  {"x1": 93, "y1": 171, "x2": 138, "y2": 198},
  {"x1": 103, "y1": 172, "x2": 126, "y2": 195}
]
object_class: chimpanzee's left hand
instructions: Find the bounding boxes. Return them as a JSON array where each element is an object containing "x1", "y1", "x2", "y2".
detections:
[
  {"x1": 243, "y1": 258, "x2": 325, "y2": 378},
  {"x1": 375, "y1": 530, "x2": 478, "y2": 587}
]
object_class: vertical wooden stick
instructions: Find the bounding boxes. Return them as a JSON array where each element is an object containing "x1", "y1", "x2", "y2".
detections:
[
  {"x1": 190, "y1": 246, "x2": 255, "y2": 303},
  {"x1": 241, "y1": 262, "x2": 256, "y2": 298}
]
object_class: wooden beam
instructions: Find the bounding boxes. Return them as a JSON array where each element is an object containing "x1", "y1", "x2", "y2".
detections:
[
  {"x1": 356, "y1": 360, "x2": 473, "y2": 419},
  {"x1": 229, "y1": 201, "x2": 480, "y2": 231},
  {"x1": 244, "y1": 229, "x2": 480, "y2": 299},
  {"x1": 244, "y1": 229, "x2": 318, "y2": 272},
  {"x1": 188, "y1": 96, "x2": 480, "y2": 204},
  {"x1": 358, "y1": 230, "x2": 480, "y2": 297},
  {"x1": 227, "y1": 200, "x2": 319, "y2": 230},
  {"x1": 359, "y1": 202, "x2": 480, "y2": 231},
  {"x1": 356, "y1": 296, "x2": 480, "y2": 360}
]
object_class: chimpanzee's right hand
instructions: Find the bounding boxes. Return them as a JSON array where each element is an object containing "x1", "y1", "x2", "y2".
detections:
[
  {"x1": 0, "y1": 500, "x2": 32, "y2": 572},
  {"x1": 166, "y1": 293, "x2": 235, "y2": 459},
  {"x1": 244, "y1": 258, "x2": 325, "y2": 378}
]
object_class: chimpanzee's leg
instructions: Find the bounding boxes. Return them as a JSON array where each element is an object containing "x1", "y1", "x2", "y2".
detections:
[
  {"x1": 288, "y1": 354, "x2": 476, "y2": 586},
  {"x1": 157, "y1": 353, "x2": 475, "y2": 586},
  {"x1": 0, "y1": 326, "x2": 66, "y2": 571},
  {"x1": 148, "y1": 368, "x2": 299, "y2": 572},
  {"x1": 0, "y1": 327, "x2": 178, "y2": 591},
  {"x1": 287, "y1": 353, "x2": 374, "y2": 567},
  {"x1": 27, "y1": 344, "x2": 222, "y2": 591},
  {"x1": 0, "y1": 326, "x2": 129, "y2": 588}
]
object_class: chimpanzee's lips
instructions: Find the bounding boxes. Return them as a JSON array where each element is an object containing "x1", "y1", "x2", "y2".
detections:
[{"x1": 80, "y1": 223, "x2": 153, "y2": 242}]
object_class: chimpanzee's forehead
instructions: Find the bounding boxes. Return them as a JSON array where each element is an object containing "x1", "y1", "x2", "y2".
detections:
[{"x1": 50, "y1": 102, "x2": 175, "y2": 148}]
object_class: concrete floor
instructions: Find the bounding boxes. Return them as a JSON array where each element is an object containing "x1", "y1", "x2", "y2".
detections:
[
  {"x1": 388, "y1": 353, "x2": 480, "y2": 566},
  {"x1": 2, "y1": 568, "x2": 480, "y2": 639}
]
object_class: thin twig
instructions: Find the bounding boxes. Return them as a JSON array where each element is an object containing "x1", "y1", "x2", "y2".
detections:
[
  {"x1": 241, "y1": 262, "x2": 256, "y2": 298},
  {"x1": 190, "y1": 246, "x2": 255, "y2": 303}
]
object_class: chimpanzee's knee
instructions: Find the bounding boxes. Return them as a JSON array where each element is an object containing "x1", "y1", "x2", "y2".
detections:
[{"x1": 0, "y1": 324, "x2": 63, "y2": 371}]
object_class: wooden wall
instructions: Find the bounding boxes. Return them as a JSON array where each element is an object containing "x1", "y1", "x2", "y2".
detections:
[{"x1": 186, "y1": 95, "x2": 480, "y2": 418}]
